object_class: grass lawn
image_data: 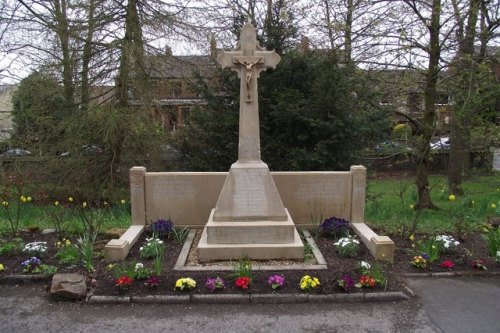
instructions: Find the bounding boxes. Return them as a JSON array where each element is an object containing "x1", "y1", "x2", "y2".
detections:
[
  {"x1": 365, "y1": 173, "x2": 500, "y2": 234},
  {"x1": 1, "y1": 173, "x2": 499, "y2": 236}
]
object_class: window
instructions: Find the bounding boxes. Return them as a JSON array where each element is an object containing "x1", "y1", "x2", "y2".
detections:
[{"x1": 435, "y1": 93, "x2": 450, "y2": 105}]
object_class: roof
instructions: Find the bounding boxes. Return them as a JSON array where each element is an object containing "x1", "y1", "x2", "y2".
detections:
[{"x1": 146, "y1": 55, "x2": 215, "y2": 80}]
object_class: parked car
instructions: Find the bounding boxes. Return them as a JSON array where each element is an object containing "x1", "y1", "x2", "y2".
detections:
[
  {"x1": 0, "y1": 148, "x2": 32, "y2": 157},
  {"x1": 430, "y1": 137, "x2": 450, "y2": 150},
  {"x1": 82, "y1": 144, "x2": 104, "y2": 155},
  {"x1": 373, "y1": 140, "x2": 413, "y2": 154}
]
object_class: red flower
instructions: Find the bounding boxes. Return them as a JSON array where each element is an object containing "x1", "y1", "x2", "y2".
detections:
[
  {"x1": 440, "y1": 260, "x2": 455, "y2": 269},
  {"x1": 359, "y1": 275, "x2": 376, "y2": 288},
  {"x1": 235, "y1": 276, "x2": 251, "y2": 289},
  {"x1": 115, "y1": 276, "x2": 133, "y2": 288}
]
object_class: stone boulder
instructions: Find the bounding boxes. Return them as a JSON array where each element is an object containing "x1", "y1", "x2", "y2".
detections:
[{"x1": 50, "y1": 273, "x2": 87, "y2": 301}]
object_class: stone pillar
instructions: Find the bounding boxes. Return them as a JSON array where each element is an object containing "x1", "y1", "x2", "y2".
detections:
[
  {"x1": 130, "y1": 166, "x2": 146, "y2": 226},
  {"x1": 350, "y1": 165, "x2": 366, "y2": 223}
]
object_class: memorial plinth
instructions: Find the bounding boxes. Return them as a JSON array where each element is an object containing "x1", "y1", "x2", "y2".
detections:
[{"x1": 197, "y1": 23, "x2": 304, "y2": 261}]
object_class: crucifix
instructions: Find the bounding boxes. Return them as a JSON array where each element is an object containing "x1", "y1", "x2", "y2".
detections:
[{"x1": 217, "y1": 23, "x2": 281, "y2": 162}]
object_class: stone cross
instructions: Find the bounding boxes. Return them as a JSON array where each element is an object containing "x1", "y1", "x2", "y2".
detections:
[{"x1": 217, "y1": 23, "x2": 281, "y2": 162}]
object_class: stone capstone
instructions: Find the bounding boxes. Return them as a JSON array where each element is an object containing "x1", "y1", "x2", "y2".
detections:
[{"x1": 50, "y1": 273, "x2": 87, "y2": 301}]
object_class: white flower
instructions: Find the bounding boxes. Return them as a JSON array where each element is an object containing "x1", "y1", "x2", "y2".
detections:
[
  {"x1": 334, "y1": 236, "x2": 359, "y2": 247},
  {"x1": 135, "y1": 263, "x2": 144, "y2": 271},
  {"x1": 139, "y1": 247, "x2": 143, "y2": 251},
  {"x1": 23, "y1": 242, "x2": 48, "y2": 253},
  {"x1": 360, "y1": 261, "x2": 371, "y2": 269}
]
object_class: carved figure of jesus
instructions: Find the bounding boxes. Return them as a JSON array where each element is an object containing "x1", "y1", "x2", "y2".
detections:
[{"x1": 235, "y1": 58, "x2": 260, "y2": 100}]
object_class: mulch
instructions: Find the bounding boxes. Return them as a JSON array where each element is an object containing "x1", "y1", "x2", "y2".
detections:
[{"x1": 0, "y1": 228, "x2": 498, "y2": 297}]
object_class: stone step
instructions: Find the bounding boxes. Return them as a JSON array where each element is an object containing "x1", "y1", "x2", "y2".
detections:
[
  {"x1": 197, "y1": 227, "x2": 304, "y2": 261},
  {"x1": 206, "y1": 209, "x2": 296, "y2": 244}
]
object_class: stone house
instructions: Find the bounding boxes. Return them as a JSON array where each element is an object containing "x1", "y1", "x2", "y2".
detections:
[
  {"x1": 139, "y1": 47, "x2": 216, "y2": 131},
  {"x1": 0, "y1": 85, "x2": 16, "y2": 142}
]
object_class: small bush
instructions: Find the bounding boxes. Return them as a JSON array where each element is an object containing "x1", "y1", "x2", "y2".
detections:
[{"x1": 483, "y1": 228, "x2": 500, "y2": 257}]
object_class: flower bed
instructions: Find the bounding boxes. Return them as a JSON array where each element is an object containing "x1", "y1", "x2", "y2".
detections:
[{"x1": 0, "y1": 228, "x2": 499, "y2": 297}]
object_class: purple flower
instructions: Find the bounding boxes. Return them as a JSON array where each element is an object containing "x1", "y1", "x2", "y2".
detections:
[
  {"x1": 338, "y1": 275, "x2": 355, "y2": 293},
  {"x1": 320, "y1": 216, "x2": 350, "y2": 238},
  {"x1": 21, "y1": 257, "x2": 41, "y2": 268},
  {"x1": 145, "y1": 276, "x2": 161, "y2": 289},
  {"x1": 421, "y1": 253, "x2": 430, "y2": 260},
  {"x1": 205, "y1": 277, "x2": 226, "y2": 292},
  {"x1": 149, "y1": 219, "x2": 174, "y2": 237},
  {"x1": 268, "y1": 274, "x2": 285, "y2": 290}
]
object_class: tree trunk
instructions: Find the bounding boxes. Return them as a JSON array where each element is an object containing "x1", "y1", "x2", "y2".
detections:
[
  {"x1": 80, "y1": 0, "x2": 96, "y2": 111},
  {"x1": 448, "y1": 0, "x2": 479, "y2": 196},
  {"x1": 415, "y1": 0, "x2": 441, "y2": 210},
  {"x1": 54, "y1": 0, "x2": 74, "y2": 108},
  {"x1": 345, "y1": 0, "x2": 353, "y2": 63}
]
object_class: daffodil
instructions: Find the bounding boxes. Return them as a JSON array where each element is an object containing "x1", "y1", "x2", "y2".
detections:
[
  {"x1": 448, "y1": 194, "x2": 456, "y2": 201},
  {"x1": 409, "y1": 234, "x2": 415, "y2": 241},
  {"x1": 0, "y1": 263, "x2": 5, "y2": 271},
  {"x1": 409, "y1": 204, "x2": 414, "y2": 209},
  {"x1": 120, "y1": 199, "x2": 126, "y2": 205},
  {"x1": 27, "y1": 196, "x2": 32, "y2": 202},
  {"x1": 1, "y1": 201, "x2": 8, "y2": 207},
  {"x1": 82, "y1": 202, "x2": 87, "y2": 208},
  {"x1": 491, "y1": 203, "x2": 497, "y2": 209},
  {"x1": 54, "y1": 201, "x2": 59, "y2": 206},
  {"x1": 68, "y1": 197, "x2": 74, "y2": 202},
  {"x1": 20, "y1": 195, "x2": 27, "y2": 203}
]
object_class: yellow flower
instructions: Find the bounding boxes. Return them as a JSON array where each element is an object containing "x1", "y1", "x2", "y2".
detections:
[
  {"x1": 106, "y1": 263, "x2": 116, "y2": 270},
  {"x1": 120, "y1": 199, "x2": 126, "y2": 205},
  {"x1": 82, "y1": 202, "x2": 87, "y2": 208},
  {"x1": 1, "y1": 201, "x2": 8, "y2": 207},
  {"x1": 0, "y1": 263, "x2": 5, "y2": 271},
  {"x1": 409, "y1": 204, "x2": 414, "y2": 209},
  {"x1": 409, "y1": 234, "x2": 415, "y2": 241},
  {"x1": 68, "y1": 197, "x2": 74, "y2": 202},
  {"x1": 448, "y1": 194, "x2": 456, "y2": 201},
  {"x1": 54, "y1": 201, "x2": 59, "y2": 206},
  {"x1": 104, "y1": 201, "x2": 108, "y2": 206},
  {"x1": 471, "y1": 200, "x2": 474, "y2": 205},
  {"x1": 65, "y1": 239, "x2": 71, "y2": 246},
  {"x1": 56, "y1": 241, "x2": 62, "y2": 247},
  {"x1": 492, "y1": 203, "x2": 497, "y2": 209},
  {"x1": 27, "y1": 196, "x2": 32, "y2": 202},
  {"x1": 20, "y1": 195, "x2": 27, "y2": 203}
]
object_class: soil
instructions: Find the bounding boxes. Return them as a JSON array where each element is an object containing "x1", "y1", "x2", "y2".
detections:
[{"x1": 0, "y1": 229, "x2": 498, "y2": 297}]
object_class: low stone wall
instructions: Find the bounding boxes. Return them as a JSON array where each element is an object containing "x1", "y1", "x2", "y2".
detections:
[
  {"x1": 105, "y1": 165, "x2": 394, "y2": 262},
  {"x1": 130, "y1": 165, "x2": 367, "y2": 228}
]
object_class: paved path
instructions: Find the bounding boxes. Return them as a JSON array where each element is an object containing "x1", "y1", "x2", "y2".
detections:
[{"x1": 405, "y1": 276, "x2": 500, "y2": 333}]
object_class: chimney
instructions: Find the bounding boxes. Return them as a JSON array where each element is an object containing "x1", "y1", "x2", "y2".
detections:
[
  {"x1": 210, "y1": 35, "x2": 217, "y2": 59},
  {"x1": 299, "y1": 35, "x2": 310, "y2": 53}
]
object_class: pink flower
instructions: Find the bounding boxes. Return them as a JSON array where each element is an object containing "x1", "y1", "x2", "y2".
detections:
[{"x1": 440, "y1": 260, "x2": 455, "y2": 269}]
